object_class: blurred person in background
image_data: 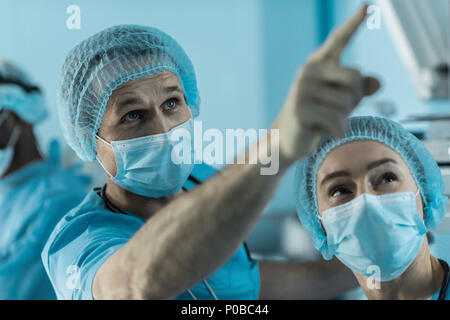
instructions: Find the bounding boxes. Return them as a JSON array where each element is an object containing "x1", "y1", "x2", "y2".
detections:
[{"x1": 0, "y1": 58, "x2": 90, "y2": 299}]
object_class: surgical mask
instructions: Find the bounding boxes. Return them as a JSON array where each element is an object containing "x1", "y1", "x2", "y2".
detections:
[
  {"x1": 96, "y1": 118, "x2": 195, "y2": 198},
  {"x1": 0, "y1": 110, "x2": 21, "y2": 177},
  {"x1": 321, "y1": 189, "x2": 427, "y2": 281}
]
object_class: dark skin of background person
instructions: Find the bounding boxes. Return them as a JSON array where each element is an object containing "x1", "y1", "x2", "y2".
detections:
[{"x1": 0, "y1": 80, "x2": 42, "y2": 178}]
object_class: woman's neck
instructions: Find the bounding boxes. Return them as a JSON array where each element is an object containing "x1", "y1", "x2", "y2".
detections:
[
  {"x1": 104, "y1": 179, "x2": 183, "y2": 220},
  {"x1": 357, "y1": 242, "x2": 445, "y2": 300}
]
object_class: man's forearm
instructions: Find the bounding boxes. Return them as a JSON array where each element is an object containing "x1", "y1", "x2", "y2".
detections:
[
  {"x1": 258, "y1": 259, "x2": 358, "y2": 300},
  {"x1": 95, "y1": 134, "x2": 294, "y2": 299}
]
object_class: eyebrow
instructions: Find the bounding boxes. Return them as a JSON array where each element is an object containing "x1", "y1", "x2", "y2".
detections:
[
  {"x1": 319, "y1": 158, "x2": 398, "y2": 186},
  {"x1": 115, "y1": 85, "x2": 183, "y2": 113},
  {"x1": 163, "y1": 85, "x2": 183, "y2": 94},
  {"x1": 320, "y1": 171, "x2": 350, "y2": 186},
  {"x1": 367, "y1": 158, "x2": 398, "y2": 170},
  {"x1": 116, "y1": 97, "x2": 143, "y2": 112}
]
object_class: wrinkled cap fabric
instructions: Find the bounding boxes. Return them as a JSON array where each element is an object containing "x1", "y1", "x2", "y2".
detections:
[
  {"x1": 58, "y1": 24, "x2": 201, "y2": 161},
  {"x1": 295, "y1": 116, "x2": 448, "y2": 260},
  {"x1": 0, "y1": 58, "x2": 47, "y2": 124}
]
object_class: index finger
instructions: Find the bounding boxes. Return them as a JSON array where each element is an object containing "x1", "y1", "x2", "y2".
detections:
[{"x1": 313, "y1": 4, "x2": 368, "y2": 63}]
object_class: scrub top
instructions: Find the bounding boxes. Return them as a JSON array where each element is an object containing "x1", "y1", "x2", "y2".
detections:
[
  {"x1": 42, "y1": 163, "x2": 260, "y2": 300},
  {"x1": 0, "y1": 159, "x2": 90, "y2": 299}
]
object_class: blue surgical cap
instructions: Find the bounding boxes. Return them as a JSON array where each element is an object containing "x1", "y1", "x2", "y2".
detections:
[
  {"x1": 295, "y1": 116, "x2": 448, "y2": 260},
  {"x1": 0, "y1": 58, "x2": 47, "y2": 124},
  {"x1": 58, "y1": 25, "x2": 200, "y2": 161}
]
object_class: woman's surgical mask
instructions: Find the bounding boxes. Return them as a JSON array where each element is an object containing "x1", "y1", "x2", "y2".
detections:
[
  {"x1": 96, "y1": 118, "x2": 195, "y2": 198},
  {"x1": 320, "y1": 189, "x2": 427, "y2": 281},
  {"x1": 0, "y1": 110, "x2": 21, "y2": 177}
]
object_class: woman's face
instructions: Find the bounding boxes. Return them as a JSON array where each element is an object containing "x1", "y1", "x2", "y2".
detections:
[
  {"x1": 316, "y1": 140, "x2": 424, "y2": 224},
  {"x1": 96, "y1": 70, "x2": 191, "y2": 176}
]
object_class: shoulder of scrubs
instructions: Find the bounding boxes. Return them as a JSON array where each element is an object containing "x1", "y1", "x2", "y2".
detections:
[
  {"x1": 0, "y1": 159, "x2": 90, "y2": 299},
  {"x1": 42, "y1": 189, "x2": 144, "y2": 300},
  {"x1": 43, "y1": 163, "x2": 259, "y2": 300}
]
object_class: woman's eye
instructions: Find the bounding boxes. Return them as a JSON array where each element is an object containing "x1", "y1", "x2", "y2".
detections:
[
  {"x1": 123, "y1": 110, "x2": 143, "y2": 123},
  {"x1": 163, "y1": 98, "x2": 179, "y2": 111},
  {"x1": 329, "y1": 186, "x2": 351, "y2": 198},
  {"x1": 378, "y1": 172, "x2": 398, "y2": 185}
]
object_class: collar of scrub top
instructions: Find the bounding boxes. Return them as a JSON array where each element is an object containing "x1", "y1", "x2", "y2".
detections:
[
  {"x1": 438, "y1": 259, "x2": 449, "y2": 300},
  {"x1": 96, "y1": 174, "x2": 221, "y2": 300}
]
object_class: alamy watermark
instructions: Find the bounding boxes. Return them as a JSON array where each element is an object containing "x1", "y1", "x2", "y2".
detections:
[
  {"x1": 170, "y1": 120, "x2": 280, "y2": 175},
  {"x1": 66, "y1": 5, "x2": 81, "y2": 30},
  {"x1": 366, "y1": 5, "x2": 381, "y2": 30},
  {"x1": 66, "y1": 265, "x2": 81, "y2": 290},
  {"x1": 366, "y1": 265, "x2": 381, "y2": 290}
]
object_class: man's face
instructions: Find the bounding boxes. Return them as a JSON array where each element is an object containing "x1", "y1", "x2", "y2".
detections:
[{"x1": 96, "y1": 70, "x2": 191, "y2": 176}]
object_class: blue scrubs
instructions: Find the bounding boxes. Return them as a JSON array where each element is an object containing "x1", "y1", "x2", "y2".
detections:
[
  {"x1": 42, "y1": 163, "x2": 260, "y2": 300},
  {"x1": 0, "y1": 159, "x2": 90, "y2": 299}
]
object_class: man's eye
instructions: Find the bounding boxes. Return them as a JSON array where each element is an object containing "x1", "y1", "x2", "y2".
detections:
[
  {"x1": 162, "y1": 98, "x2": 179, "y2": 111},
  {"x1": 123, "y1": 110, "x2": 144, "y2": 123}
]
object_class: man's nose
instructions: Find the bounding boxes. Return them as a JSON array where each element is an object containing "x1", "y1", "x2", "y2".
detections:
[{"x1": 147, "y1": 116, "x2": 173, "y2": 135}]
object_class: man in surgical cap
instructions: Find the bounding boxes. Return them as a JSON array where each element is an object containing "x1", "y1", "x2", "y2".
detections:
[
  {"x1": 43, "y1": 6, "x2": 380, "y2": 300},
  {"x1": 0, "y1": 58, "x2": 90, "y2": 299}
]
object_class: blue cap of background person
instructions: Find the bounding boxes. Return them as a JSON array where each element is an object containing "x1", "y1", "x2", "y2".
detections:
[{"x1": 0, "y1": 58, "x2": 48, "y2": 124}]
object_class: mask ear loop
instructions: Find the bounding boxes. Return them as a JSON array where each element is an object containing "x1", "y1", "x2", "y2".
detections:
[
  {"x1": 0, "y1": 109, "x2": 11, "y2": 126},
  {"x1": 415, "y1": 188, "x2": 420, "y2": 198},
  {"x1": 95, "y1": 134, "x2": 115, "y2": 178},
  {"x1": 414, "y1": 187, "x2": 426, "y2": 220},
  {"x1": 7, "y1": 125, "x2": 22, "y2": 149}
]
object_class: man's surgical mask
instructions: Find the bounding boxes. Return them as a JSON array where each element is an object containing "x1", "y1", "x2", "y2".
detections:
[
  {"x1": 0, "y1": 110, "x2": 21, "y2": 177},
  {"x1": 320, "y1": 189, "x2": 427, "y2": 281},
  {"x1": 96, "y1": 118, "x2": 195, "y2": 198}
]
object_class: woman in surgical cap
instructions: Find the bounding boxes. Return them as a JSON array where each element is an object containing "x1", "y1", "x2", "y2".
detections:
[
  {"x1": 0, "y1": 58, "x2": 90, "y2": 299},
  {"x1": 295, "y1": 116, "x2": 449, "y2": 300}
]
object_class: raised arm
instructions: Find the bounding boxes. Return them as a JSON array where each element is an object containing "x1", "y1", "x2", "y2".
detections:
[{"x1": 93, "y1": 4, "x2": 379, "y2": 300}]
